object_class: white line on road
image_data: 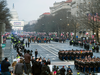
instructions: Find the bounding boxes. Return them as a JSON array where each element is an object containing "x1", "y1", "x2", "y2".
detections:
[
  {"x1": 47, "y1": 45, "x2": 60, "y2": 52},
  {"x1": 38, "y1": 44, "x2": 58, "y2": 57}
]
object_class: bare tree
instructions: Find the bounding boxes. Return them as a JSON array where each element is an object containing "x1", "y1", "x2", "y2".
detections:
[{"x1": 78, "y1": 0, "x2": 100, "y2": 41}]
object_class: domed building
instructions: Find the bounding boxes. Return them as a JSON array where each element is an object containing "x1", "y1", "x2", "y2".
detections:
[
  {"x1": 10, "y1": 8, "x2": 19, "y2": 21},
  {"x1": 10, "y1": 4, "x2": 24, "y2": 30}
]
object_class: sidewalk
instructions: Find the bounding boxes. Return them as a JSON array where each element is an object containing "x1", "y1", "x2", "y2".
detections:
[{"x1": 2, "y1": 40, "x2": 12, "y2": 63}]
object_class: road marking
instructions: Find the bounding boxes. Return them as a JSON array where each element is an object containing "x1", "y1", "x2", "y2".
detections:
[
  {"x1": 39, "y1": 44, "x2": 58, "y2": 57},
  {"x1": 39, "y1": 44, "x2": 58, "y2": 54},
  {"x1": 47, "y1": 45, "x2": 59, "y2": 52}
]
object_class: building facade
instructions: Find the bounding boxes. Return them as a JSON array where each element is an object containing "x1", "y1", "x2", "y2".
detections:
[
  {"x1": 10, "y1": 4, "x2": 25, "y2": 30},
  {"x1": 50, "y1": 0, "x2": 72, "y2": 15}
]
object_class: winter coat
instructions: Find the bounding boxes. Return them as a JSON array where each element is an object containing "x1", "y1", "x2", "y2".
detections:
[
  {"x1": 1, "y1": 60, "x2": 10, "y2": 72},
  {"x1": 14, "y1": 63, "x2": 24, "y2": 74}
]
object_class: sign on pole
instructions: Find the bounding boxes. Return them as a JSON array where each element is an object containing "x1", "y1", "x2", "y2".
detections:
[{"x1": 2, "y1": 44, "x2": 6, "y2": 48}]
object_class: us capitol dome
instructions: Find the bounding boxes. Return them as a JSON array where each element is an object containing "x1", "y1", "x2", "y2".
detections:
[
  {"x1": 10, "y1": 4, "x2": 19, "y2": 21},
  {"x1": 10, "y1": 4, "x2": 25, "y2": 30}
]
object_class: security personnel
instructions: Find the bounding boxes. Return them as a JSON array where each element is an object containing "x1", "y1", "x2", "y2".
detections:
[
  {"x1": 18, "y1": 40, "x2": 21, "y2": 44},
  {"x1": 51, "y1": 38, "x2": 53, "y2": 41},
  {"x1": 71, "y1": 40, "x2": 74, "y2": 45},
  {"x1": 16, "y1": 54, "x2": 20, "y2": 59},
  {"x1": 22, "y1": 43, "x2": 25, "y2": 49},
  {"x1": 13, "y1": 43, "x2": 15, "y2": 48},
  {"x1": 92, "y1": 45, "x2": 95, "y2": 52},
  {"x1": 77, "y1": 71, "x2": 80, "y2": 75}
]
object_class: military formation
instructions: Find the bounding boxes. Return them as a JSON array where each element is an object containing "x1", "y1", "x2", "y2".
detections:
[
  {"x1": 75, "y1": 57, "x2": 100, "y2": 73},
  {"x1": 58, "y1": 50, "x2": 93, "y2": 61}
]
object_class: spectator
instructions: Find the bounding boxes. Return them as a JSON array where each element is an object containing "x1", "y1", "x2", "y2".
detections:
[
  {"x1": 28, "y1": 42, "x2": 30, "y2": 47},
  {"x1": 24, "y1": 50, "x2": 31, "y2": 75},
  {"x1": 60, "y1": 66, "x2": 66, "y2": 75},
  {"x1": 53, "y1": 65, "x2": 57, "y2": 75},
  {"x1": 25, "y1": 42, "x2": 27, "y2": 47},
  {"x1": 47, "y1": 58, "x2": 51, "y2": 65},
  {"x1": 67, "y1": 66, "x2": 73, "y2": 75},
  {"x1": 57, "y1": 69, "x2": 60, "y2": 75},
  {"x1": 32, "y1": 58, "x2": 41, "y2": 75},
  {"x1": 42, "y1": 57, "x2": 46, "y2": 64},
  {"x1": 12, "y1": 59, "x2": 17, "y2": 73},
  {"x1": 40, "y1": 62, "x2": 50, "y2": 75},
  {"x1": 1, "y1": 57, "x2": 11, "y2": 75},
  {"x1": 35, "y1": 49, "x2": 38, "y2": 58},
  {"x1": 14, "y1": 59, "x2": 24, "y2": 75},
  {"x1": 32, "y1": 56, "x2": 35, "y2": 66}
]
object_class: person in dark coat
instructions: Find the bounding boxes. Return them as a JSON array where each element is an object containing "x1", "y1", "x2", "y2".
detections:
[
  {"x1": 1, "y1": 57, "x2": 11, "y2": 75},
  {"x1": 53, "y1": 65, "x2": 57, "y2": 74},
  {"x1": 14, "y1": 59, "x2": 24, "y2": 75},
  {"x1": 35, "y1": 49, "x2": 38, "y2": 58},
  {"x1": 40, "y1": 62, "x2": 50, "y2": 75},
  {"x1": 67, "y1": 66, "x2": 73, "y2": 75},
  {"x1": 60, "y1": 66, "x2": 66, "y2": 75},
  {"x1": 28, "y1": 42, "x2": 30, "y2": 47},
  {"x1": 96, "y1": 45, "x2": 99, "y2": 53},
  {"x1": 32, "y1": 56, "x2": 35, "y2": 66},
  {"x1": 32, "y1": 58, "x2": 41, "y2": 75},
  {"x1": 25, "y1": 42, "x2": 27, "y2": 47},
  {"x1": 46, "y1": 58, "x2": 51, "y2": 65},
  {"x1": 42, "y1": 57, "x2": 46, "y2": 64}
]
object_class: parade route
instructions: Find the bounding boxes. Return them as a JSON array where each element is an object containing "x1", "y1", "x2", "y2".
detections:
[{"x1": 24, "y1": 40, "x2": 100, "y2": 75}]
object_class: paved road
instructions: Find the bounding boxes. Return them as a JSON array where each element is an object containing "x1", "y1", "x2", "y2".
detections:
[
  {"x1": 24, "y1": 40, "x2": 100, "y2": 75},
  {"x1": 4, "y1": 39, "x2": 100, "y2": 75}
]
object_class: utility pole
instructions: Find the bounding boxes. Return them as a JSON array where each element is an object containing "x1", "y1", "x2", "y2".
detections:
[
  {"x1": 0, "y1": 23, "x2": 6, "y2": 63},
  {"x1": 0, "y1": 23, "x2": 3, "y2": 63}
]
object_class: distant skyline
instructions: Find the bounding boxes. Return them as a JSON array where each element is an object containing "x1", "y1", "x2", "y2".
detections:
[{"x1": 6, "y1": 0, "x2": 67, "y2": 21}]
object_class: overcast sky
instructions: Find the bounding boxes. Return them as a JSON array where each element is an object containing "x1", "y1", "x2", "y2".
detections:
[{"x1": 6, "y1": 0, "x2": 66, "y2": 21}]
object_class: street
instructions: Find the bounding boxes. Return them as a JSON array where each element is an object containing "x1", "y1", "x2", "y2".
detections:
[
  {"x1": 23, "y1": 40, "x2": 99, "y2": 75},
  {"x1": 3, "y1": 39, "x2": 100, "y2": 75}
]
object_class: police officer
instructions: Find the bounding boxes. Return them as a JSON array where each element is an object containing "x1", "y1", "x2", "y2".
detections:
[
  {"x1": 16, "y1": 54, "x2": 20, "y2": 59},
  {"x1": 77, "y1": 71, "x2": 80, "y2": 75},
  {"x1": 96, "y1": 45, "x2": 99, "y2": 53},
  {"x1": 92, "y1": 45, "x2": 95, "y2": 52}
]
